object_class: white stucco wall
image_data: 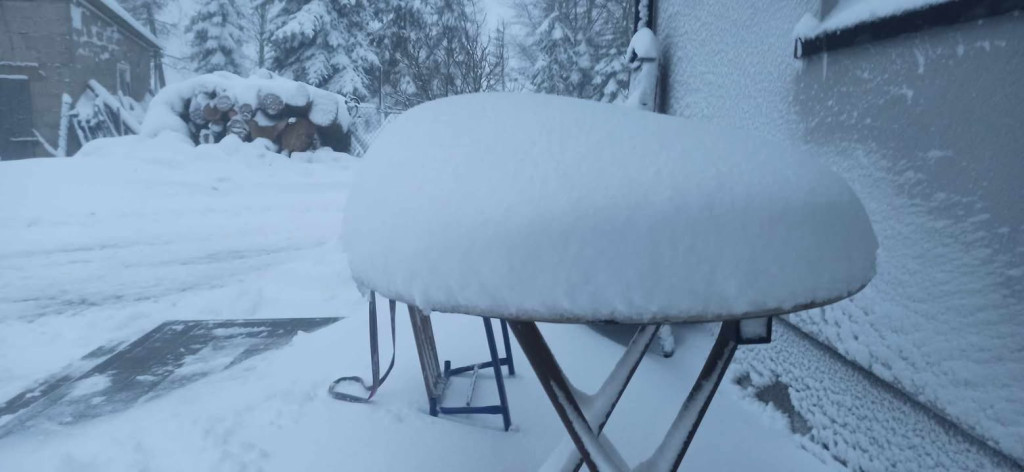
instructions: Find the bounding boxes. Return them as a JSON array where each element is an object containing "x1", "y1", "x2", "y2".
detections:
[{"x1": 655, "y1": 0, "x2": 1023, "y2": 464}]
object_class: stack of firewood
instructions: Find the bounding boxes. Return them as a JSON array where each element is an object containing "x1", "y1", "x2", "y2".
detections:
[{"x1": 182, "y1": 85, "x2": 351, "y2": 155}]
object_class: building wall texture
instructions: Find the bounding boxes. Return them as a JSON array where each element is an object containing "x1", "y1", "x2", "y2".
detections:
[
  {"x1": 70, "y1": 0, "x2": 153, "y2": 104},
  {"x1": 654, "y1": 0, "x2": 1024, "y2": 468},
  {"x1": 0, "y1": 0, "x2": 74, "y2": 158},
  {"x1": 0, "y1": 0, "x2": 156, "y2": 159}
]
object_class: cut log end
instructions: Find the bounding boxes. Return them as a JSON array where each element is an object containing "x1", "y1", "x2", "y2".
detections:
[
  {"x1": 260, "y1": 92, "x2": 285, "y2": 116},
  {"x1": 182, "y1": 82, "x2": 349, "y2": 153},
  {"x1": 203, "y1": 103, "x2": 223, "y2": 122},
  {"x1": 227, "y1": 117, "x2": 250, "y2": 140},
  {"x1": 214, "y1": 94, "x2": 235, "y2": 112},
  {"x1": 279, "y1": 117, "x2": 316, "y2": 154}
]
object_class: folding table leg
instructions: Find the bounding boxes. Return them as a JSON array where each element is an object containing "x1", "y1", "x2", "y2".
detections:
[
  {"x1": 639, "y1": 320, "x2": 739, "y2": 471},
  {"x1": 512, "y1": 320, "x2": 741, "y2": 472},
  {"x1": 559, "y1": 324, "x2": 658, "y2": 472},
  {"x1": 508, "y1": 321, "x2": 628, "y2": 472}
]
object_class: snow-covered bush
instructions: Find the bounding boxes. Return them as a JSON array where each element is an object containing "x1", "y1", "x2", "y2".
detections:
[{"x1": 141, "y1": 71, "x2": 355, "y2": 155}]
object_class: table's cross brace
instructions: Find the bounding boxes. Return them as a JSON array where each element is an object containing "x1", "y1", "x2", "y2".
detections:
[
  {"x1": 551, "y1": 325, "x2": 659, "y2": 471},
  {"x1": 509, "y1": 320, "x2": 623, "y2": 471},
  {"x1": 509, "y1": 320, "x2": 742, "y2": 472}
]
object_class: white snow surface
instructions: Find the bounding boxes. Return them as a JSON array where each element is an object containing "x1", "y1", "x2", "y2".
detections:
[
  {"x1": 794, "y1": 0, "x2": 953, "y2": 38},
  {"x1": 0, "y1": 134, "x2": 837, "y2": 471},
  {"x1": 345, "y1": 93, "x2": 877, "y2": 323}
]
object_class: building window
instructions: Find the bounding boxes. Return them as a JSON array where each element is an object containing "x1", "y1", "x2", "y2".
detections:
[
  {"x1": 794, "y1": 0, "x2": 1024, "y2": 58},
  {"x1": 117, "y1": 62, "x2": 132, "y2": 96}
]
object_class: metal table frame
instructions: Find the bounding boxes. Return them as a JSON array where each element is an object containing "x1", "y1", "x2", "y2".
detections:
[
  {"x1": 390, "y1": 289, "x2": 859, "y2": 471},
  {"x1": 507, "y1": 319, "x2": 764, "y2": 471}
]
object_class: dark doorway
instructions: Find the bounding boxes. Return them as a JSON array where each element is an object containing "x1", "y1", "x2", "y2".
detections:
[{"x1": 0, "y1": 76, "x2": 35, "y2": 160}]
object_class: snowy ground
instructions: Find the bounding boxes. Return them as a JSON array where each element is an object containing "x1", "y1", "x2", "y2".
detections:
[{"x1": 0, "y1": 135, "x2": 837, "y2": 471}]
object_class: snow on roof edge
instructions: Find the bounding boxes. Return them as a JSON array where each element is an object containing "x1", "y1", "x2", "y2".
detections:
[
  {"x1": 84, "y1": 0, "x2": 162, "y2": 49},
  {"x1": 793, "y1": 0, "x2": 953, "y2": 39}
]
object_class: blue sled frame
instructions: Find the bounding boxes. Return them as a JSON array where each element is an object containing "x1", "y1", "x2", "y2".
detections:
[{"x1": 407, "y1": 304, "x2": 515, "y2": 431}]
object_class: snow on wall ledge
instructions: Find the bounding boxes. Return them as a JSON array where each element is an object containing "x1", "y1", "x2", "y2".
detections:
[
  {"x1": 344, "y1": 93, "x2": 877, "y2": 323},
  {"x1": 793, "y1": 0, "x2": 953, "y2": 38}
]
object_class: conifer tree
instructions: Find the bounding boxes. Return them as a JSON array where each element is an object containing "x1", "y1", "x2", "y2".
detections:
[
  {"x1": 186, "y1": 0, "x2": 248, "y2": 74},
  {"x1": 270, "y1": 0, "x2": 377, "y2": 97},
  {"x1": 513, "y1": 0, "x2": 631, "y2": 102}
]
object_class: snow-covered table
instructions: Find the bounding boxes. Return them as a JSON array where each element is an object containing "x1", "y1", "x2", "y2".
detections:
[{"x1": 345, "y1": 93, "x2": 877, "y2": 471}]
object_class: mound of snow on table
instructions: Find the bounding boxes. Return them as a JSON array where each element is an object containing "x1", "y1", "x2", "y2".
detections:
[{"x1": 345, "y1": 93, "x2": 877, "y2": 322}]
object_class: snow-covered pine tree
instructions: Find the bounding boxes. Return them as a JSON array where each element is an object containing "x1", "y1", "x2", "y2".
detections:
[
  {"x1": 270, "y1": 0, "x2": 377, "y2": 98},
  {"x1": 590, "y1": 0, "x2": 631, "y2": 103},
  {"x1": 185, "y1": 0, "x2": 248, "y2": 74},
  {"x1": 513, "y1": 0, "x2": 631, "y2": 102},
  {"x1": 118, "y1": 0, "x2": 169, "y2": 35}
]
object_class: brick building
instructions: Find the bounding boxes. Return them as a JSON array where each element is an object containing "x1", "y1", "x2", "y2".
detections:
[{"x1": 0, "y1": 0, "x2": 162, "y2": 159}]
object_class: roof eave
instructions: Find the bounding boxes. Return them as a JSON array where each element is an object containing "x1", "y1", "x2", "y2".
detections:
[{"x1": 82, "y1": 0, "x2": 162, "y2": 51}]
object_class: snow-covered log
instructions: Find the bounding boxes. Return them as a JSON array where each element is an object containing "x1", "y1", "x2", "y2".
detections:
[
  {"x1": 279, "y1": 117, "x2": 316, "y2": 154},
  {"x1": 226, "y1": 117, "x2": 250, "y2": 140},
  {"x1": 234, "y1": 103, "x2": 254, "y2": 121},
  {"x1": 202, "y1": 102, "x2": 223, "y2": 122},
  {"x1": 189, "y1": 94, "x2": 210, "y2": 125},
  {"x1": 260, "y1": 92, "x2": 286, "y2": 116},
  {"x1": 141, "y1": 71, "x2": 353, "y2": 156},
  {"x1": 308, "y1": 89, "x2": 338, "y2": 127},
  {"x1": 213, "y1": 94, "x2": 235, "y2": 112},
  {"x1": 249, "y1": 114, "x2": 287, "y2": 143}
]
